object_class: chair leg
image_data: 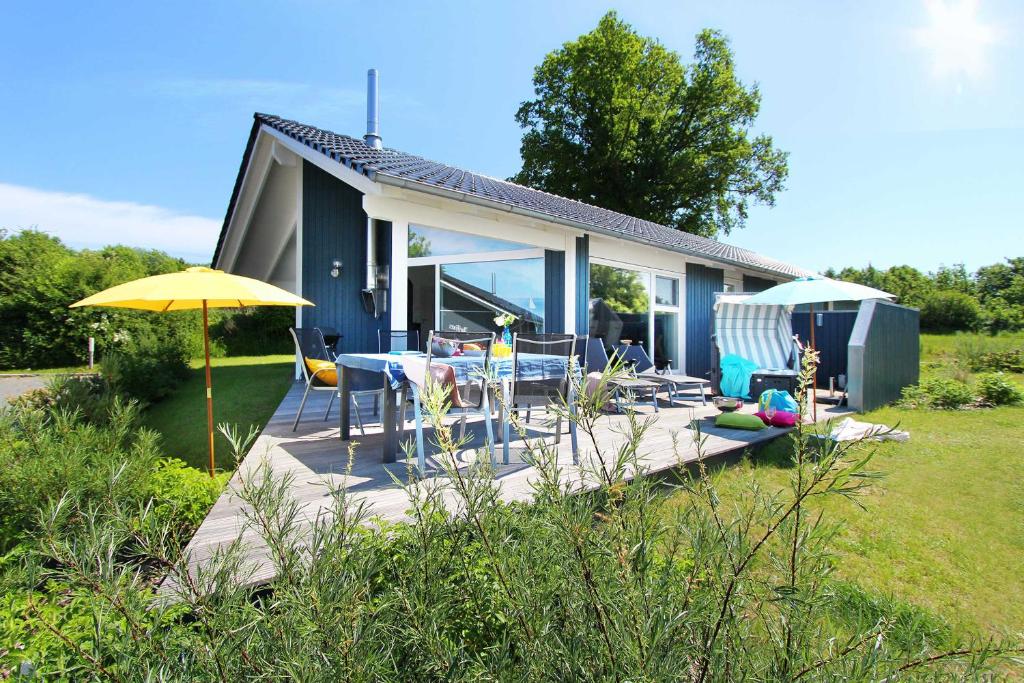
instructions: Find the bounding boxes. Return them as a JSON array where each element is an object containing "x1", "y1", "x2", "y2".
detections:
[
  {"x1": 352, "y1": 396, "x2": 366, "y2": 436},
  {"x1": 292, "y1": 382, "x2": 313, "y2": 431},
  {"x1": 651, "y1": 387, "x2": 659, "y2": 413},
  {"x1": 459, "y1": 413, "x2": 467, "y2": 440},
  {"x1": 398, "y1": 384, "x2": 408, "y2": 443},
  {"x1": 502, "y1": 386, "x2": 511, "y2": 465},
  {"x1": 412, "y1": 385, "x2": 426, "y2": 475},
  {"x1": 482, "y1": 391, "x2": 495, "y2": 467},
  {"x1": 323, "y1": 389, "x2": 336, "y2": 421},
  {"x1": 554, "y1": 416, "x2": 562, "y2": 444},
  {"x1": 525, "y1": 406, "x2": 531, "y2": 424},
  {"x1": 373, "y1": 393, "x2": 380, "y2": 417}
]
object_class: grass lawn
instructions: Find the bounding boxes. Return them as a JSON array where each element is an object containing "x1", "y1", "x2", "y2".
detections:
[
  {"x1": 141, "y1": 355, "x2": 294, "y2": 472},
  {"x1": 666, "y1": 332, "x2": 1024, "y2": 639}
]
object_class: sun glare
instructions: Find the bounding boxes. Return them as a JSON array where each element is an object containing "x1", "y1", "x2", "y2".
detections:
[{"x1": 912, "y1": 0, "x2": 1000, "y2": 84}]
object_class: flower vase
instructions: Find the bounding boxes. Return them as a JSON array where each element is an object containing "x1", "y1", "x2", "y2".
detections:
[{"x1": 502, "y1": 325, "x2": 512, "y2": 346}]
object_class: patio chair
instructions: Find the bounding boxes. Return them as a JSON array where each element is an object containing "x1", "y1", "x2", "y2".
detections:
[
  {"x1": 613, "y1": 343, "x2": 709, "y2": 406},
  {"x1": 405, "y1": 331, "x2": 496, "y2": 474},
  {"x1": 585, "y1": 337, "x2": 660, "y2": 413},
  {"x1": 379, "y1": 329, "x2": 420, "y2": 353},
  {"x1": 289, "y1": 328, "x2": 379, "y2": 433},
  {"x1": 501, "y1": 333, "x2": 578, "y2": 465}
]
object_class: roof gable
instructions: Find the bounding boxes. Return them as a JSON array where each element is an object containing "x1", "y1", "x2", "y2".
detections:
[{"x1": 216, "y1": 113, "x2": 811, "y2": 279}]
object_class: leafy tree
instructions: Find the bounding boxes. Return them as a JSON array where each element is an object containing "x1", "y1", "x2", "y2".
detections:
[
  {"x1": 919, "y1": 290, "x2": 981, "y2": 332},
  {"x1": 513, "y1": 11, "x2": 788, "y2": 238}
]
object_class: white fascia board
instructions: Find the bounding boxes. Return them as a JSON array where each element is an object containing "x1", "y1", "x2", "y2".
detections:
[
  {"x1": 260, "y1": 125, "x2": 381, "y2": 196},
  {"x1": 362, "y1": 192, "x2": 568, "y2": 251}
]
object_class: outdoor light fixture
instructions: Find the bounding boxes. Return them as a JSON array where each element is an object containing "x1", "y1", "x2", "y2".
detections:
[{"x1": 330, "y1": 259, "x2": 342, "y2": 278}]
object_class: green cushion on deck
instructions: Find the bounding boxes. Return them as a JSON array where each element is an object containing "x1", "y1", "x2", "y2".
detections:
[{"x1": 715, "y1": 411, "x2": 766, "y2": 431}]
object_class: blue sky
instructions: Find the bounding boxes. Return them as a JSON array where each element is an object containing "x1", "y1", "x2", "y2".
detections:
[{"x1": 1, "y1": 1, "x2": 1021, "y2": 272}]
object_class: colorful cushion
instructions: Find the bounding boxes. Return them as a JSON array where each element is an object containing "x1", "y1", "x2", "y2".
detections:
[
  {"x1": 754, "y1": 410, "x2": 798, "y2": 427},
  {"x1": 715, "y1": 411, "x2": 766, "y2": 431},
  {"x1": 304, "y1": 357, "x2": 337, "y2": 386}
]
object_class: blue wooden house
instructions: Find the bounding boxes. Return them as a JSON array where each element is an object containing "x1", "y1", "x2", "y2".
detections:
[{"x1": 212, "y1": 71, "x2": 812, "y2": 380}]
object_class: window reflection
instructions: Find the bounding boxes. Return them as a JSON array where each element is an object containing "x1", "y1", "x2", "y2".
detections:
[
  {"x1": 409, "y1": 224, "x2": 533, "y2": 258},
  {"x1": 440, "y1": 259, "x2": 545, "y2": 334},
  {"x1": 655, "y1": 276, "x2": 678, "y2": 306},
  {"x1": 589, "y1": 263, "x2": 650, "y2": 351}
]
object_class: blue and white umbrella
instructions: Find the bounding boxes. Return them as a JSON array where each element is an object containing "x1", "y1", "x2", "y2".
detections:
[{"x1": 739, "y1": 276, "x2": 894, "y2": 308}]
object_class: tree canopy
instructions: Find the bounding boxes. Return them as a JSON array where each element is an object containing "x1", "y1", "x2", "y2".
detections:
[
  {"x1": 512, "y1": 11, "x2": 788, "y2": 238},
  {"x1": 826, "y1": 258, "x2": 1024, "y2": 333}
]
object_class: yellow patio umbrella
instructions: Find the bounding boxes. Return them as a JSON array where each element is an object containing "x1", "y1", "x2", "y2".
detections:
[{"x1": 70, "y1": 267, "x2": 313, "y2": 475}]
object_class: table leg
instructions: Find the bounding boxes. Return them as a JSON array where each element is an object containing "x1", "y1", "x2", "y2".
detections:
[
  {"x1": 339, "y1": 365, "x2": 351, "y2": 441},
  {"x1": 382, "y1": 382, "x2": 398, "y2": 463}
]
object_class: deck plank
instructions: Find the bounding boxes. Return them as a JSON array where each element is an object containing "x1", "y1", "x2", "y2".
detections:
[{"x1": 166, "y1": 382, "x2": 851, "y2": 592}]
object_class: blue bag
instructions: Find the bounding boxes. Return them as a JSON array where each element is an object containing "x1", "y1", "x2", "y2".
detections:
[
  {"x1": 757, "y1": 389, "x2": 798, "y2": 414},
  {"x1": 720, "y1": 354, "x2": 759, "y2": 399}
]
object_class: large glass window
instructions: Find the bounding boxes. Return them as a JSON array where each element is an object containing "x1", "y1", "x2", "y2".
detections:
[
  {"x1": 439, "y1": 258, "x2": 545, "y2": 334},
  {"x1": 409, "y1": 224, "x2": 533, "y2": 258},
  {"x1": 589, "y1": 263, "x2": 650, "y2": 351}
]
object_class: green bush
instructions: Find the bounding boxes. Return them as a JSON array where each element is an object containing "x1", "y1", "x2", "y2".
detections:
[
  {"x1": 974, "y1": 349, "x2": 1024, "y2": 373},
  {"x1": 208, "y1": 306, "x2": 293, "y2": 356},
  {"x1": 147, "y1": 458, "x2": 229, "y2": 532},
  {"x1": 899, "y1": 378, "x2": 975, "y2": 410},
  {"x1": 976, "y1": 373, "x2": 1024, "y2": 406},
  {"x1": 920, "y1": 290, "x2": 981, "y2": 332},
  {"x1": 0, "y1": 231, "x2": 202, "y2": 370},
  {"x1": 3, "y1": 356, "x2": 1008, "y2": 680},
  {"x1": 0, "y1": 395, "x2": 158, "y2": 553},
  {"x1": 101, "y1": 328, "x2": 190, "y2": 404}
]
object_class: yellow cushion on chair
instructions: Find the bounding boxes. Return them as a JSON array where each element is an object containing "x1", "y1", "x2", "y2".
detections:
[{"x1": 304, "y1": 357, "x2": 338, "y2": 386}]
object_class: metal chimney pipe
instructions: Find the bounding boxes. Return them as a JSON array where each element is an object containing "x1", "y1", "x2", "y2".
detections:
[{"x1": 364, "y1": 68, "x2": 382, "y2": 149}]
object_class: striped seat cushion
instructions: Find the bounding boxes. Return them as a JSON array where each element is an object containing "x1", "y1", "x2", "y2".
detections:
[{"x1": 714, "y1": 301, "x2": 796, "y2": 371}]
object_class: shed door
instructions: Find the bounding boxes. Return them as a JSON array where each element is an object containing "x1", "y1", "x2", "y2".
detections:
[{"x1": 685, "y1": 263, "x2": 724, "y2": 379}]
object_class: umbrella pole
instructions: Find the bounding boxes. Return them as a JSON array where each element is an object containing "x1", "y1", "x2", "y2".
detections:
[
  {"x1": 809, "y1": 304, "x2": 817, "y2": 421},
  {"x1": 203, "y1": 300, "x2": 215, "y2": 477}
]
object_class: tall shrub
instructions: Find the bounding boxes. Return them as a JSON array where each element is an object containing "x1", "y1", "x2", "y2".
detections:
[
  {"x1": 11, "y1": 354, "x2": 1014, "y2": 679},
  {"x1": 0, "y1": 231, "x2": 201, "y2": 369}
]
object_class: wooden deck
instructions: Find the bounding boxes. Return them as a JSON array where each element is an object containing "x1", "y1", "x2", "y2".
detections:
[{"x1": 175, "y1": 383, "x2": 851, "y2": 589}]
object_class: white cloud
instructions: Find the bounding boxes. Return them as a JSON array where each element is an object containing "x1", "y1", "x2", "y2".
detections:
[
  {"x1": 911, "y1": 0, "x2": 1001, "y2": 87},
  {"x1": 0, "y1": 182, "x2": 220, "y2": 263}
]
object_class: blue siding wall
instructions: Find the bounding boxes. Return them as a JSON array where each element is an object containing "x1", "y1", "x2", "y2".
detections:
[
  {"x1": 685, "y1": 262, "x2": 724, "y2": 379},
  {"x1": 743, "y1": 275, "x2": 776, "y2": 292},
  {"x1": 792, "y1": 310, "x2": 858, "y2": 384},
  {"x1": 544, "y1": 250, "x2": 565, "y2": 333},
  {"x1": 301, "y1": 160, "x2": 388, "y2": 353},
  {"x1": 575, "y1": 235, "x2": 590, "y2": 334}
]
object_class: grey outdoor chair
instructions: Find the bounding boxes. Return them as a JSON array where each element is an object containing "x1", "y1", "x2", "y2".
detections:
[
  {"x1": 407, "y1": 330, "x2": 497, "y2": 473},
  {"x1": 501, "y1": 333, "x2": 579, "y2": 465},
  {"x1": 379, "y1": 329, "x2": 420, "y2": 353},
  {"x1": 613, "y1": 343, "x2": 709, "y2": 406},
  {"x1": 289, "y1": 328, "x2": 379, "y2": 433},
  {"x1": 586, "y1": 337, "x2": 661, "y2": 413}
]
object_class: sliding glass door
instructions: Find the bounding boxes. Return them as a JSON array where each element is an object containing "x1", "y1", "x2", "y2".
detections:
[{"x1": 589, "y1": 260, "x2": 683, "y2": 370}]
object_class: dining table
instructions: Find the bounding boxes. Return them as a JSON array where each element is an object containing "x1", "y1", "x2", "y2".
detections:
[{"x1": 334, "y1": 351, "x2": 572, "y2": 462}]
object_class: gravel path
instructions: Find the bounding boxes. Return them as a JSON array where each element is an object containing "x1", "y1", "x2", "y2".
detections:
[{"x1": 0, "y1": 375, "x2": 48, "y2": 403}]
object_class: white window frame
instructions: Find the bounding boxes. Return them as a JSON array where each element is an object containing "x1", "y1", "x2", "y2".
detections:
[
  {"x1": 589, "y1": 256, "x2": 685, "y2": 369},
  {"x1": 407, "y1": 223, "x2": 549, "y2": 334}
]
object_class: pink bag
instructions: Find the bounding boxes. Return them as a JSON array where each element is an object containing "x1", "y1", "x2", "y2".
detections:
[{"x1": 754, "y1": 410, "x2": 798, "y2": 427}]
